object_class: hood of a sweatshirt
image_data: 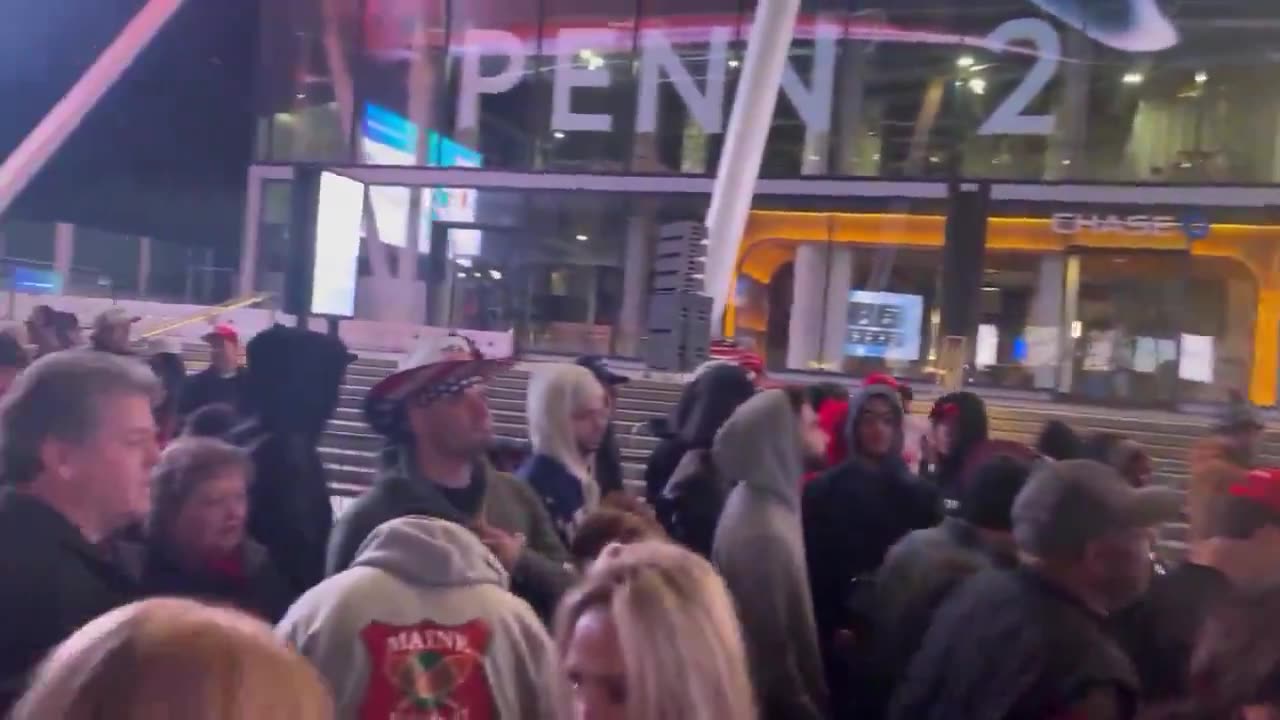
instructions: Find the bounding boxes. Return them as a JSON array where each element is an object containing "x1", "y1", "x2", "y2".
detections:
[
  {"x1": 527, "y1": 364, "x2": 603, "y2": 504},
  {"x1": 243, "y1": 325, "x2": 352, "y2": 436},
  {"x1": 674, "y1": 363, "x2": 757, "y2": 449},
  {"x1": 352, "y1": 516, "x2": 509, "y2": 590},
  {"x1": 712, "y1": 389, "x2": 803, "y2": 509},
  {"x1": 930, "y1": 391, "x2": 990, "y2": 472},
  {"x1": 845, "y1": 384, "x2": 905, "y2": 463}
]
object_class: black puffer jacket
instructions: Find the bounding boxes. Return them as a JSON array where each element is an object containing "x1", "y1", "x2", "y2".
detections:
[
  {"x1": 643, "y1": 364, "x2": 756, "y2": 549},
  {"x1": 927, "y1": 391, "x2": 989, "y2": 513},
  {"x1": 233, "y1": 325, "x2": 351, "y2": 596}
]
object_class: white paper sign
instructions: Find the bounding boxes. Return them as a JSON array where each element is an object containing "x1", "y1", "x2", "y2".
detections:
[{"x1": 1178, "y1": 334, "x2": 1215, "y2": 384}]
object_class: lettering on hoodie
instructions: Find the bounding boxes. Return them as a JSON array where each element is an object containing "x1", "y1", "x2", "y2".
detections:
[{"x1": 359, "y1": 619, "x2": 495, "y2": 720}]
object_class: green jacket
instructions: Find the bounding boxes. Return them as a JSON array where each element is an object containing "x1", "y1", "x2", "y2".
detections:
[{"x1": 326, "y1": 445, "x2": 575, "y2": 620}]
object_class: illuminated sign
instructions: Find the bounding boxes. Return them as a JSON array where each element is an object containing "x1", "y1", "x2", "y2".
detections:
[
  {"x1": 450, "y1": 4, "x2": 1182, "y2": 140},
  {"x1": 1049, "y1": 213, "x2": 1181, "y2": 236}
]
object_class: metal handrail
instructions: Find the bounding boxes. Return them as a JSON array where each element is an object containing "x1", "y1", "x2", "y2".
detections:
[{"x1": 137, "y1": 292, "x2": 275, "y2": 339}]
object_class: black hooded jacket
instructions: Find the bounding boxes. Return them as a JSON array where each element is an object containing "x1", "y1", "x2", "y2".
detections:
[
  {"x1": 804, "y1": 386, "x2": 941, "y2": 638},
  {"x1": 642, "y1": 364, "x2": 756, "y2": 553},
  {"x1": 928, "y1": 391, "x2": 990, "y2": 513},
  {"x1": 231, "y1": 325, "x2": 351, "y2": 596}
]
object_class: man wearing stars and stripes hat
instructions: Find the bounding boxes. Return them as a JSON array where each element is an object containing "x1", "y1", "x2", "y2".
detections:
[{"x1": 327, "y1": 333, "x2": 575, "y2": 619}]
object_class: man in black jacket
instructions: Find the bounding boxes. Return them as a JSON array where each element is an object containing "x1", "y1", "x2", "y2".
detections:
[
  {"x1": 890, "y1": 460, "x2": 1181, "y2": 720},
  {"x1": 803, "y1": 382, "x2": 940, "y2": 717},
  {"x1": 233, "y1": 324, "x2": 352, "y2": 596},
  {"x1": 0, "y1": 351, "x2": 161, "y2": 712},
  {"x1": 179, "y1": 324, "x2": 245, "y2": 417}
]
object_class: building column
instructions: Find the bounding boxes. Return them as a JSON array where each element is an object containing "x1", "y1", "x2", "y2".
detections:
[
  {"x1": 617, "y1": 211, "x2": 652, "y2": 357},
  {"x1": 704, "y1": 0, "x2": 801, "y2": 335},
  {"x1": 819, "y1": 246, "x2": 854, "y2": 368},
  {"x1": 137, "y1": 235, "x2": 151, "y2": 297},
  {"x1": 787, "y1": 243, "x2": 826, "y2": 369},
  {"x1": 1027, "y1": 254, "x2": 1066, "y2": 389},
  {"x1": 54, "y1": 223, "x2": 75, "y2": 295}
]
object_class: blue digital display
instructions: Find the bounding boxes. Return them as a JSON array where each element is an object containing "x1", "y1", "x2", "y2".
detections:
[{"x1": 12, "y1": 266, "x2": 62, "y2": 295}]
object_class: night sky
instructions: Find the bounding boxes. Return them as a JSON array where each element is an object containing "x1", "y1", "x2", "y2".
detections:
[{"x1": 0, "y1": 0, "x2": 259, "y2": 249}]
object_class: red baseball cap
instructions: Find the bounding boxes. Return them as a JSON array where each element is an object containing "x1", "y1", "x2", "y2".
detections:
[
  {"x1": 864, "y1": 372, "x2": 900, "y2": 389},
  {"x1": 202, "y1": 324, "x2": 239, "y2": 345},
  {"x1": 1230, "y1": 469, "x2": 1280, "y2": 515}
]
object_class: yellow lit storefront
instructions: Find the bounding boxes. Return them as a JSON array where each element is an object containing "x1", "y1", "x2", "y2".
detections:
[{"x1": 726, "y1": 210, "x2": 1280, "y2": 406}]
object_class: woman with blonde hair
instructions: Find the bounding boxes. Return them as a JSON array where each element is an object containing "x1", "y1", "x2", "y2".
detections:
[
  {"x1": 556, "y1": 540, "x2": 757, "y2": 720},
  {"x1": 11, "y1": 598, "x2": 333, "y2": 720}
]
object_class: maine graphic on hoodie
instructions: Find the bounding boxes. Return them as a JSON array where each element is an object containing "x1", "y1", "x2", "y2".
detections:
[
  {"x1": 711, "y1": 389, "x2": 829, "y2": 720},
  {"x1": 278, "y1": 517, "x2": 558, "y2": 720}
]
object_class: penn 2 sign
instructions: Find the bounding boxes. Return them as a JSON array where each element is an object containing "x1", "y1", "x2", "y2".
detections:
[{"x1": 454, "y1": 17, "x2": 1071, "y2": 139}]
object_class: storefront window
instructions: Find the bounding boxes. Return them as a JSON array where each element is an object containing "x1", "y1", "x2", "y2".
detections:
[
  {"x1": 444, "y1": 0, "x2": 542, "y2": 169},
  {"x1": 537, "y1": 0, "x2": 639, "y2": 172},
  {"x1": 256, "y1": 0, "x2": 357, "y2": 163},
  {"x1": 729, "y1": 194, "x2": 949, "y2": 379}
]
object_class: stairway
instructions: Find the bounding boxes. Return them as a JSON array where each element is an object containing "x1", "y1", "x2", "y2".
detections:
[{"x1": 178, "y1": 346, "x2": 1280, "y2": 557}]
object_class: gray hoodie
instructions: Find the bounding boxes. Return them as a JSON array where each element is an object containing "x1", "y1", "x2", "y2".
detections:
[
  {"x1": 278, "y1": 517, "x2": 558, "y2": 720},
  {"x1": 711, "y1": 390, "x2": 829, "y2": 720}
]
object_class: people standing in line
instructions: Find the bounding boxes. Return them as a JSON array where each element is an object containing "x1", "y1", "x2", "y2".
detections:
[
  {"x1": 872, "y1": 455, "x2": 1032, "y2": 705},
  {"x1": 1140, "y1": 582, "x2": 1280, "y2": 720},
  {"x1": 927, "y1": 391, "x2": 991, "y2": 513},
  {"x1": 328, "y1": 335, "x2": 573, "y2": 620},
  {"x1": 1113, "y1": 468, "x2": 1280, "y2": 704},
  {"x1": 1037, "y1": 419, "x2": 1084, "y2": 461},
  {"x1": 12, "y1": 598, "x2": 333, "y2": 720},
  {"x1": 865, "y1": 374, "x2": 927, "y2": 471},
  {"x1": 890, "y1": 459, "x2": 1181, "y2": 720},
  {"x1": 183, "y1": 402, "x2": 240, "y2": 440},
  {"x1": 0, "y1": 351, "x2": 160, "y2": 712},
  {"x1": 518, "y1": 363, "x2": 611, "y2": 545},
  {"x1": 575, "y1": 355, "x2": 629, "y2": 499},
  {"x1": 231, "y1": 324, "x2": 352, "y2": 596},
  {"x1": 643, "y1": 363, "x2": 756, "y2": 555},
  {"x1": 567, "y1": 506, "x2": 666, "y2": 570},
  {"x1": 25, "y1": 305, "x2": 59, "y2": 358},
  {"x1": 281, "y1": 517, "x2": 557, "y2": 719},
  {"x1": 0, "y1": 331, "x2": 30, "y2": 397},
  {"x1": 556, "y1": 540, "x2": 757, "y2": 720},
  {"x1": 181, "y1": 324, "x2": 246, "y2": 417},
  {"x1": 89, "y1": 307, "x2": 139, "y2": 355},
  {"x1": 146, "y1": 336, "x2": 187, "y2": 446},
  {"x1": 712, "y1": 388, "x2": 831, "y2": 720},
  {"x1": 803, "y1": 382, "x2": 940, "y2": 717},
  {"x1": 1189, "y1": 391, "x2": 1265, "y2": 541},
  {"x1": 142, "y1": 437, "x2": 293, "y2": 622},
  {"x1": 1087, "y1": 432, "x2": 1155, "y2": 487}
]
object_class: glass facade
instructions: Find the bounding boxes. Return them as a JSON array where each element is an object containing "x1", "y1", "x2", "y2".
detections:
[
  {"x1": 249, "y1": 0, "x2": 1280, "y2": 408},
  {"x1": 257, "y1": 0, "x2": 1280, "y2": 183}
]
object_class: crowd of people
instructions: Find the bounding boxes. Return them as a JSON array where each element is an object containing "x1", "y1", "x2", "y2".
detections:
[{"x1": 0, "y1": 309, "x2": 1279, "y2": 720}]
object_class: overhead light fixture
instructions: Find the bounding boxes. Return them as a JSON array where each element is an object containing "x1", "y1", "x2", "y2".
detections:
[
  {"x1": 577, "y1": 49, "x2": 593, "y2": 61},
  {"x1": 1122, "y1": 72, "x2": 1144, "y2": 85},
  {"x1": 967, "y1": 77, "x2": 987, "y2": 95},
  {"x1": 455, "y1": 271, "x2": 467, "y2": 279},
  {"x1": 489, "y1": 269, "x2": 503, "y2": 280},
  {"x1": 956, "y1": 55, "x2": 975, "y2": 68},
  {"x1": 575, "y1": 234, "x2": 589, "y2": 241},
  {"x1": 1070, "y1": 320, "x2": 1083, "y2": 339},
  {"x1": 1194, "y1": 70, "x2": 1208, "y2": 84},
  {"x1": 1061, "y1": 159, "x2": 1072, "y2": 165},
  {"x1": 587, "y1": 55, "x2": 604, "y2": 70},
  {"x1": 553, "y1": 130, "x2": 566, "y2": 139},
  {"x1": 728, "y1": 59, "x2": 741, "y2": 69}
]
